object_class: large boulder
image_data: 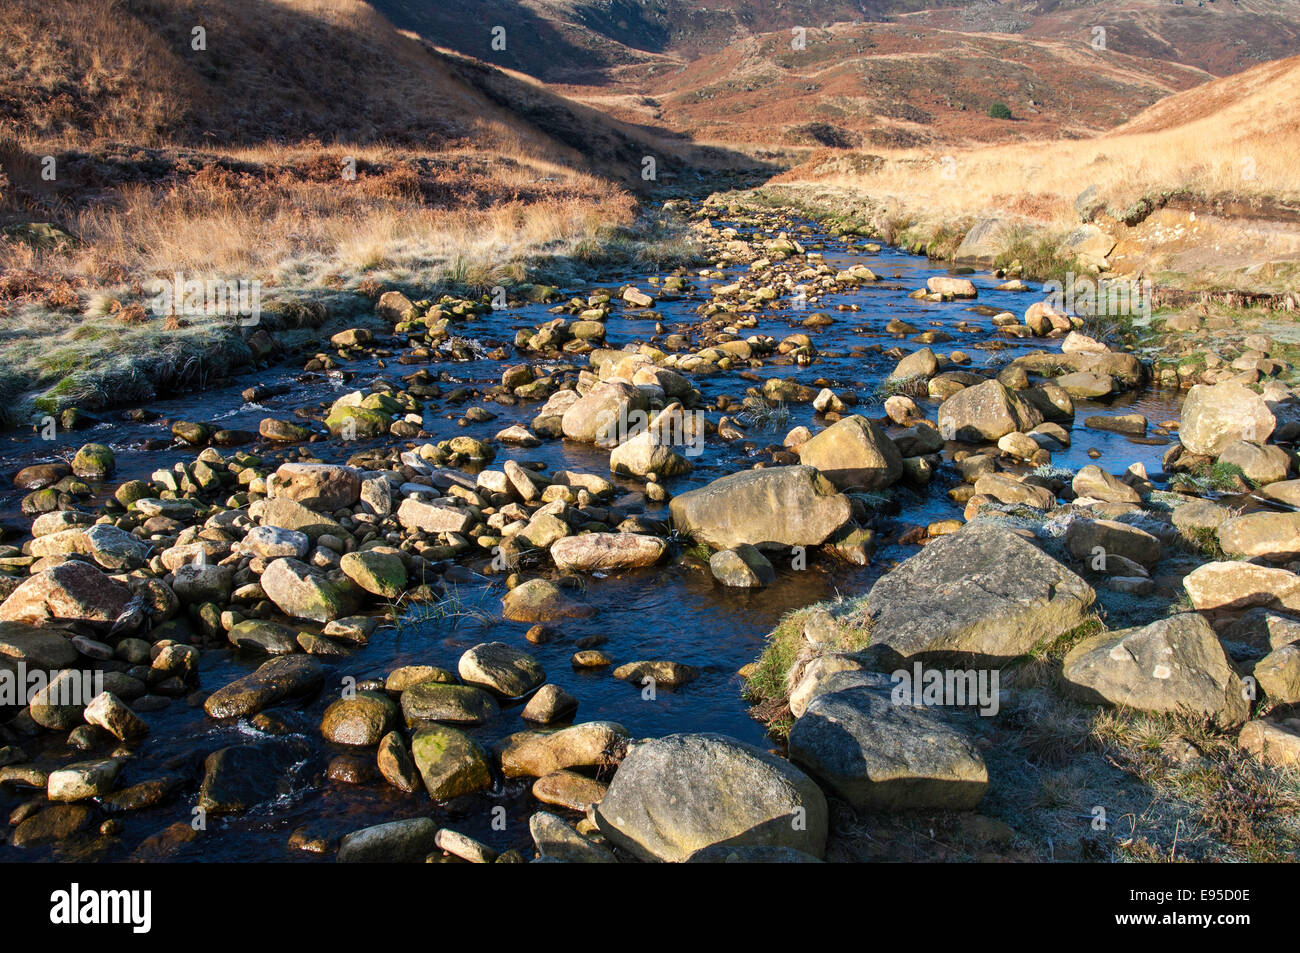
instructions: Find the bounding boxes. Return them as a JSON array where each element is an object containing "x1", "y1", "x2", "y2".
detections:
[
  {"x1": 0, "y1": 560, "x2": 132, "y2": 625},
  {"x1": 866, "y1": 523, "x2": 1095, "y2": 665},
  {"x1": 937, "y1": 380, "x2": 1042, "y2": 443},
  {"x1": 796, "y1": 415, "x2": 903, "y2": 491},
  {"x1": 1179, "y1": 382, "x2": 1275, "y2": 456},
  {"x1": 271, "y1": 464, "x2": 361, "y2": 510},
  {"x1": 668, "y1": 466, "x2": 852, "y2": 550},
  {"x1": 788, "y1": 676, "x2": 988, "y2": 811},
  {"x1": 593, "y1": 733, "x2": 827, "y2": 862},
  {"x1": 1062, "y1": 614, "x2": 1249, "y2": 727}
]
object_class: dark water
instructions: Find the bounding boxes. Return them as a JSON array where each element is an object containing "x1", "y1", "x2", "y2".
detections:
[{"x1": 0, "y1": 213, "x2": 1185, "y2": 861}]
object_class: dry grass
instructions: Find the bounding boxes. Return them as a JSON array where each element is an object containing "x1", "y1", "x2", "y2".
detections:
[
  {"x1": 776, "y1": 54, "x2": 1300, "y2": 235},
  {"x1": 0, "y1": 143, "x2": 645, "y2": 417}
]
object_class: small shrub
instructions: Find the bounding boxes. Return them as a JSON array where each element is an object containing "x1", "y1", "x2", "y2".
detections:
[{"x1": 988, "y1": 102, "x2": 1013, "y2": 120}]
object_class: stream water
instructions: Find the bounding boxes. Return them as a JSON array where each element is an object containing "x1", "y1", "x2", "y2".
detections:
[{"x1": 0, "y1": 209, "x2": 1187, "y2": 861}]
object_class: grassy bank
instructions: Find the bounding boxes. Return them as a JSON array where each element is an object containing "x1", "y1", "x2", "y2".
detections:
[
  {"x1": 0, "y1": 141, "x2": 711, "y2": 423},
  {"x1": 749, "y1": 55, "x2": 1300, "y2": 296}
]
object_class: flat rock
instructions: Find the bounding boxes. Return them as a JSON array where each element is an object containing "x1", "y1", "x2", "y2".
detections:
[{"x1": 867, "y1": 523, "x2": 1095, "y2": 664}]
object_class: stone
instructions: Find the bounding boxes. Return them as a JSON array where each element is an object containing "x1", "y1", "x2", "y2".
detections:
[
  {"x1": 259, "y1": 558, "x2": 358, "y2": 623},
  {"x1": 521, "y1": 684, "x2": 578, "y2": 724},
  {"x1": 199, "y1": 739, "x2": 309, "y2": 814},
  {"x1": 1056, "y1": 371, "x2": 1113, "y2": 398},
  {"x1": 530, "y1": 811, "x2": 616, "y2": 863},
  {"x1": 796, "y1": 415, "x2": 903, "y2": 491},
  {"x1": 1184, "y1": 562, "x2": 1300, "y2": 613},
  {"x1": 561, "y1": 381, "x2": 649, "y2": 446},
  {"x1": 241, "y1": 525, "x2": 310, "y2": 560},
  {"x1": 0, "y1": 560, "x2": 132, "y2": 625},
  {"x1": 1172, "y1": 500, "x2": 1232, "y2": 536},
  {"x1": 1216, "y1": 441, "x2": 1289, "y2": 485},
  {"x1": 171, "y1": 563, "x2": 233, "y2": 605},
  {"x1": 927, "y1": 276, "x2": 977, "y2": 297},
  {"x1": 1217, "y1": 512, "x2": 1300, "y2": 562},
  {"x1": 83, "y1": 692, "x2": 148, "y2": 741},
  {"x1": 866, "y1": 523, "x2": 1095, "y2": 664},
  {"x1": 532, "y1": 770, "x2": 608, "y2": 811},
  {"x1": 321, "y1": 691, "x2": 399, "y2": 746},
  {"x1": 593, "y1": 733, "x2": 827, "y2": 863},
  {"x1": 890, "y1": 347, "x2": 938, "y2": 380},
  {"x1": 1179, "y1": 383, "x2": 1275, "y2": 456},
  {"x1": 550, "y1": 533, "x2": 666, "y2": 572},
  {"x1": 609, "y1": 431, "x2": 691, "y2": 479},
  {"x1": 337, "y1": 817, "x2": 438, "y2": 863},
  {"x1": 458, "y1": 642, "x2": 545, "y2": 697},
  {"x1": 668, "y1": 466, "x2": 851, "y2": 550},
  {"x1": 1253, "y1": 644, "x2": 1300, "y2": 705},
  {"x1": 339, "y1": 550, "x2": 407, "y2": 598},
  {"x1": 1065, "y1": 518, "x2": 1163, "y2": 569},
  {"x1": 400, "y1": 682, "x2": 499, "y2": 726},
  {"x1": 709, "y1": 545, "x2": 776, "y2": 587},
  {"x1": 227, "y1": 619, "x2": 299, "y2": 655},
  {"x1": 938, "y1": 380, "x2": 1042, "y2": 443},
  {"x1": 788, "y1": 678, "x2": 988, "y2": 810},
  {"x1": 71, "y1": 443, "x2": 114, "y2": 479},
  {"x1": 1239, "y1": 719, "x2": 1300, "y2": 767},
  {"x1": 254, "y1": 497, "x2": 346, "y2": 541},
  {"x1": 1062, "y1": 614, "x2": 1250, "y2": 727},
  {"x1": 396, "y1": 498, "x2": 473, "y2": 535},
  {"x1": 499, "y1": 721, "x2": 628, "y2": 778},
  {"x1": 377, "y1": 731, "x2": 421, "y2": 793},
  {"x1": 47, "y1": 758, "x2": 123, "y2": 801},
  {"x1": 30, "y1": 524, "x2": 150, "y2": 571},
  {"x1": 0, "y1": 620, "x2": 77, "y2": 669},
  {"x1": 434, "y1": 828, "x2": 497, "y2": 863},
  {"x1": 973, "y1": 473, "x2": 1055, "y2": 509},
  {"x1": 272, "y1": 464, "x2": 361, "y2": 510},
  {"x1": 1072, "y1": 465, "x2": 1141, "y2": 504},
  {"x1": 203, "y1": 656, "x2": 324, "y2": 718},
  {"x1": 410, "y1": 725, "x2": 492, "y2": 799},
  {"x1": 502, "y1": 578, "x2": 596, "y2": 622},
  {"x1": 613, "y1": 660, "x2": 699, "y2": 688}
]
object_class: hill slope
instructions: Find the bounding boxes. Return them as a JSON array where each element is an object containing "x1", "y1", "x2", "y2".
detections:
[{"x1": 765, "y1": 53, "x2": 1300, "y2": 291}]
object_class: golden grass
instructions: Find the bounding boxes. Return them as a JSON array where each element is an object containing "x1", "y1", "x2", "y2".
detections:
[{"x1": 779, "y1": 54, "x2": 1300, "y2": 232}]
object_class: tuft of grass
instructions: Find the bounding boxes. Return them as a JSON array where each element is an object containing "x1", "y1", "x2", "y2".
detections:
[
  {"x1": 745, "y1": 597, "x2": 874, "y2": 707},
  {"x1": 737, "y1": 396, "x2": 789, "y2": 432},
  {"x1": 1170, "y1": 460, "x2": 1250, "y2": 495}
]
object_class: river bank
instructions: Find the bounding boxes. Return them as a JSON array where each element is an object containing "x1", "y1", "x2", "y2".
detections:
[{"x1": 0, "y1": 192, "x2": 1298, "y2": 863}]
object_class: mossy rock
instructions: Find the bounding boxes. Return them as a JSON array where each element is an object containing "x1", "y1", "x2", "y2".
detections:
[{"x1": 71, "y1": 443, "x2": 114, "y2": 479}]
